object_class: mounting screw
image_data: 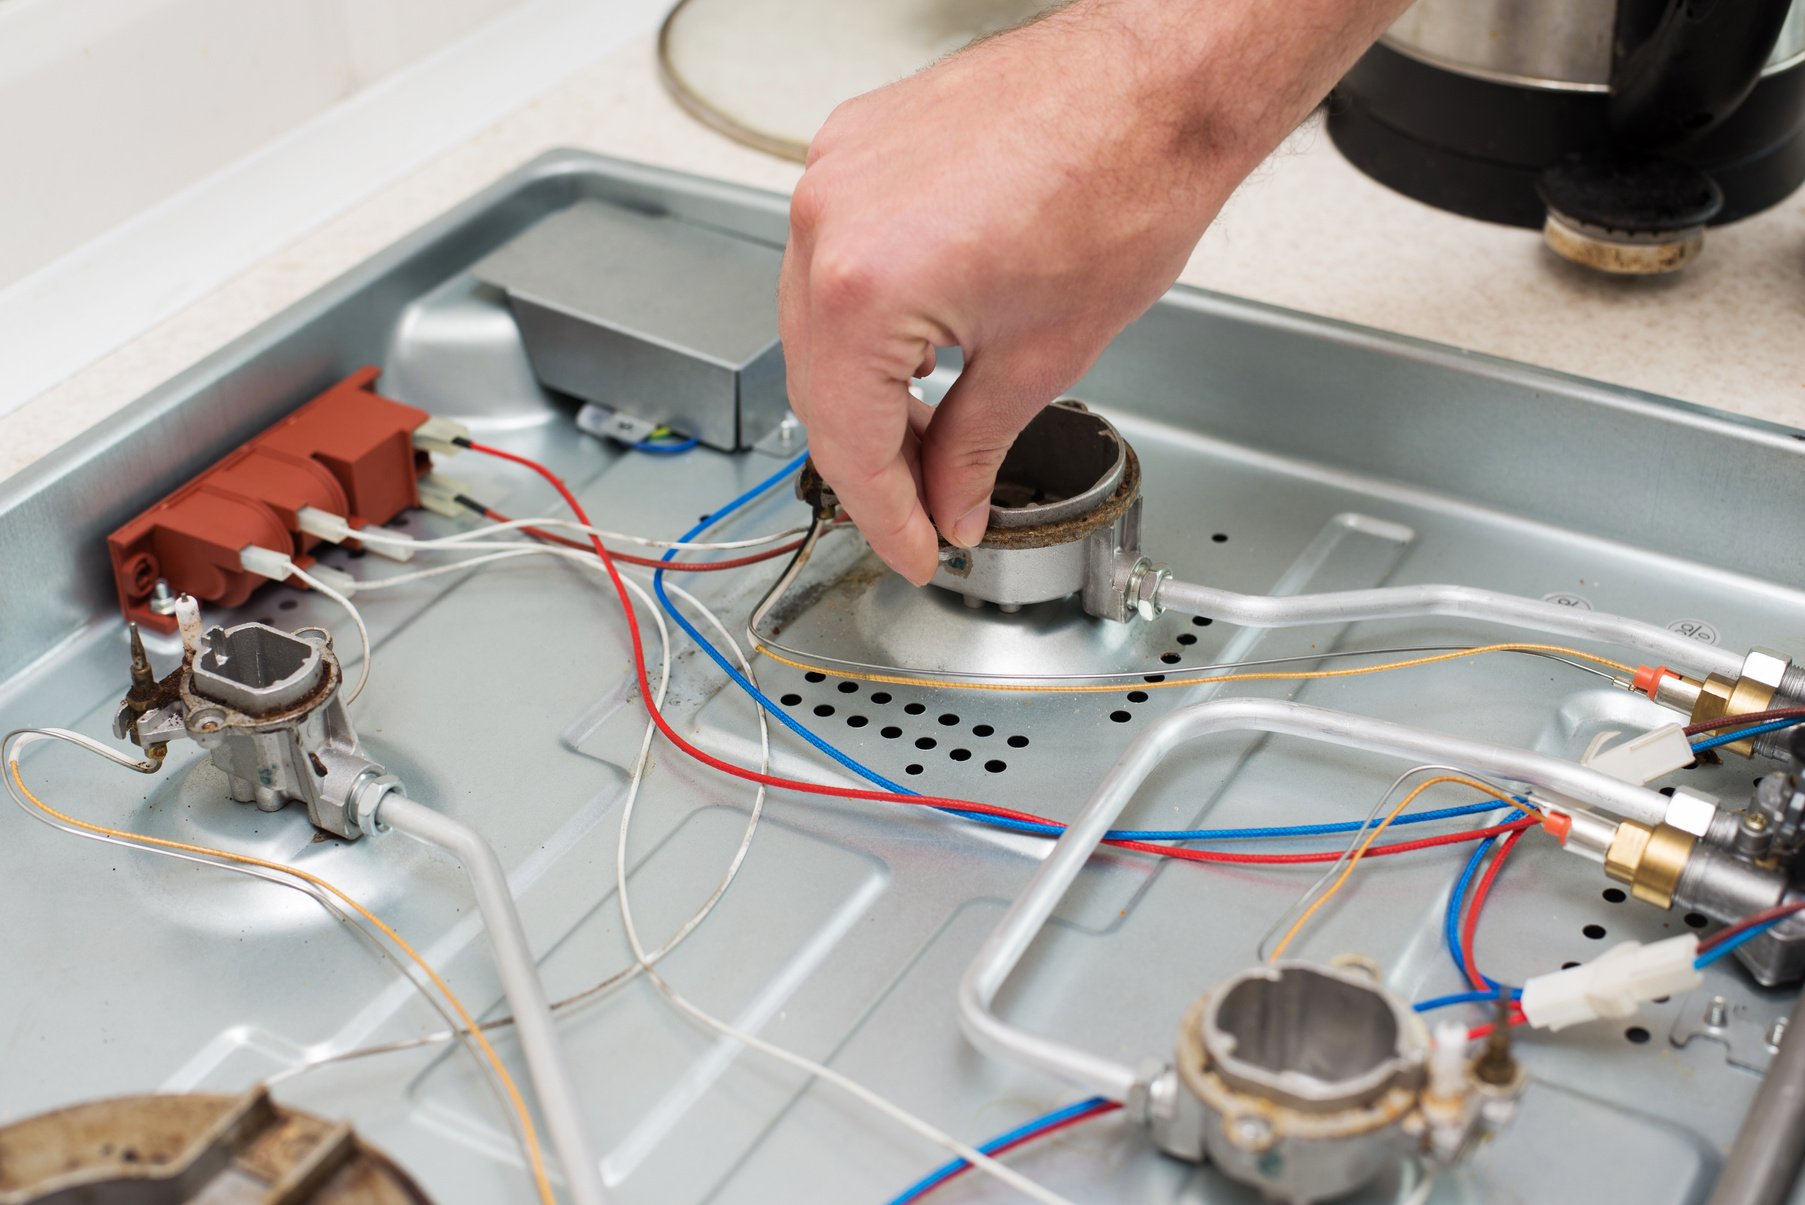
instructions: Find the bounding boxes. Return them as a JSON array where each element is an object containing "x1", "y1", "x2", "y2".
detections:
[
  {"x1": 149, "y1": 578, "x2": 177, "y2": 616},
  {"x1": 1705, "y1": 996, "x2": 1730, "y2": 1029},
  {"x1": 1744, "y1": 812, "x2": 1770, "y2": 833},
  {"x1": 1766, "y1": 1017, "x2": 1788, "y2": 1052}
]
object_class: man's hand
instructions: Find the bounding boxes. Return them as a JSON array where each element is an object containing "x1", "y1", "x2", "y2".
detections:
[{"x1": 779, "y1": 0, "x2": 1410, "y2": 584}]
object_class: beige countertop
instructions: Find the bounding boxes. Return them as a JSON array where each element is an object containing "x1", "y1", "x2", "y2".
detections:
[{"x1": 4, "y1": 32, "x2": 1804, "y2": 484}]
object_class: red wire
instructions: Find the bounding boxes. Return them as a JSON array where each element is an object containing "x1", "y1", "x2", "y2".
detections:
[
  {"x1": 917, "y1": 1101, "x2": 1123, "y2": 1201},
  {"x1": 479, "y1": 507, "x2": 805, "y2": 571},
  {"x1": 1458, "y1": 825, "x2": 1530, "y2": 992},
  {"x1": 462, "y1": 441, "x2": 1541, "y2": 868},
  {"x1": 1682, "y1": 706, "x2": 1805, "y2": 737},
  {"x1": 1467, "y1": 1011, "x2": 1529, "y2": 1042}
]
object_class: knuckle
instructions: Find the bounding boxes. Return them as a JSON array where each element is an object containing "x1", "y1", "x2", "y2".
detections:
[
  {"x1": 787, "y1": 177, "x2": 827, "y2": 237},
  {"x1": 809, "y1": 246, "x2": 883, "y2": 310}
]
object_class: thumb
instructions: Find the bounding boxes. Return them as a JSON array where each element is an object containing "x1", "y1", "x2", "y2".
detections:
[{"x1": 918, "y1": 349, "x2": 1069, "y2": 549}]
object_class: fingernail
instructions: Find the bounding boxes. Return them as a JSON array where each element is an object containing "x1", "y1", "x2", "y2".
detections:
[{"x1": 950, "y1": 504, "x2": 989, "y2": 549}]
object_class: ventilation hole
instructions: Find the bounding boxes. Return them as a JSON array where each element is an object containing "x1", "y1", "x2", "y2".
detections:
[
  {"x1": 780, "y1": 693, "x2": 802, "y2": 706},
  {"x1": 1144, "y1": 675, "x2": 1166, "y2": 684},
  {"x1": 1652, "y1": 996, "x2": 1670, "y2": 1004},
  {"x1": 1191, "y1": 615, "x2": 1213, "y2": 626},
  {"x1": 1160, "y1": 653, "x2": 1182, "y2": 664},
  {"x1": 257, "y1": 616, "x2": 273, "y2": 626},
  {"x1": 1625, "y1": 1026, "x2": 1651, "y2": 1044},
  {"x1": 950, "y1": 748, "x2": 972, "y2": 762},
  {"x1": 1110, "y1": 711, "x2": 1132, "y2": 723},
  {"x1": 905, "y1": 764, "x2": 924, "y2": 776},
  {"x1": 837, "y1": 680, "x2": 859, "y2": 694},
  {"x1": 1659, "y1": 786, "x2": 1677, "y2": 797},
  {"x1": 1562, "y1": 961, "x2": 1582, "y2": 970},
  {"x1": 1176, "y1": 633, "x2": 1197, "y2": 646},
  {"x1": 881, "y1": 726, "x2": 902, "y2": 739},
  {"x1": 904, "y1": 702, "x2": 927, "y2": 716},
  {"x1": 1583, "y1": 923, "x2": 1607, "y2": 940},
  {"x1": 1007, "y1": 735, "x2": 1030, "y2": 748},
  {"x1": 813, "y1": 704, "x2": 835, "y2": 718},
  {"x1": 935, "y1": 713, "x2": 959, "y2": 727},
  {"x1": 972, "y1": 724, "x2": 995, "y2": 737},
  {"x1": 1685, "y1": 912, "x2": 1708, "y2": 929},
  {"x1": 1603, "y1": 888, "x2": 1627, "y2": 904},
  {"x1": 1211, "y1": 533, "x2": 1228, "y2": 543},
  {"x1": 348, "y1": 547, "x2": 367, "y2": 559},
  {"x1": 985, "y1": 759, "x2": 1008, "y2": 773},
  {"x1": 872, "y1": 692, "x2": 892, "y2": 705},
  {"x1": 1127, "y1": 691, "x2": 1149, "y2": 703},
  {"x1": 278, "y1": 598, "x2": 298, "y2": 611},
  {"x1": 804, "y1": 671, "x2": 827, "y2": 683},
  {"x1": 915, "y1": 736, "x2": 938, "y2": 750},
  {"x1": 1755, "y1": 778, "x2": 1767, "y2": 789},
  {"x1": 847, "y1": 715, "x2": 869, "y2": 728}
]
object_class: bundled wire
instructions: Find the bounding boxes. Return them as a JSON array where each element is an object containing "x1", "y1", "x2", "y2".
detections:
[
  {"x1": 1696, "y1": 900, "x2": 1805, "y2": 968},
  {"x1": 884, "y1": 1098, "x2": 1122, "y2": 1205},
  {"x1": 1691, "y1": 716, "x2": 1805, "y2": 755}
]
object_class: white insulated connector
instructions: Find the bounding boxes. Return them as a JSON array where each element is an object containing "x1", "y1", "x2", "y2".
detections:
[
  {"x1": 1519, "y1": 934, "x2": 1702, "y2": 1031},
  {"x1": 295, "y1": 506, "x2": 413, "y2": 562},
  {"x1": 239, "y1": 546, "x2": 359, "y2": 597},
  {"x1": 412, "y1": 415, "x2": 471, "y2": 455}
]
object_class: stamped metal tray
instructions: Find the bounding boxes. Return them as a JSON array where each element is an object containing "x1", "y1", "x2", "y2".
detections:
[{"x1": 2, "y1": 150, "x2": 1803, "y2": 1204}]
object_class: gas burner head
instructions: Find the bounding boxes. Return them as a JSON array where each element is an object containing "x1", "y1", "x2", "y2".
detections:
[{"x1": 1537, "y1": 156, "x2": 1725, "y2": 275}]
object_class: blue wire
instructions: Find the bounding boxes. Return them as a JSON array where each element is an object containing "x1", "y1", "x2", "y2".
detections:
[
  {"x1": 1415, "y1": 989, "x2": 1513, "y2": 1013},
  {"x1": 1110, "y1": 798, "x2": 1510, "y2": 841},
  {"x1": 634, "y1": 434, "x2": 700, "y2": 455},
  {"x1": 1691, "y1": 716, "x2": 1805, "y2": 755},
  {"x1": 1695, "y1": 916, "x2": 1791, "y2": 968},
  {"x1": 885, "y1": 1097, "x2": 1113, "y2": 1205},
  {"x1": 1442, "y1": 832, "x2": 1523, "y2": 999}
]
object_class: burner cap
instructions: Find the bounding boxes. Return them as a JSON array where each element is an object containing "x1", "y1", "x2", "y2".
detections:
[{"x1": 1536, "y1": 157, "x2": 1724, "y2": 275}]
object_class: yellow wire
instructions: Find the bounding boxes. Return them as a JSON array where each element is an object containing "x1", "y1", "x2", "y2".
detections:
[
  {"x1": 7, "y1": 759, "x2": 557, "y2": 1205},
  {"x1": 753, "y1": 641, "x2": 1633, "y2": 694},
  {"x1": 1267, "y1": 774, "x2": 1533, "y2": 962}
]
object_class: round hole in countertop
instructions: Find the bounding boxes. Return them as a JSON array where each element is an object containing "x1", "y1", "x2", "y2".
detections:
[
  {"x1": 804, "y1": 671, "x2": 827, "y2": 683},
  {"x1": 904, "y1": 702, "x2": 927, "y2": 716},
  {"x1": 847, "y1": 715, "x2": 869, "y2": 728},
  {"x1": 915, "y1": 736, "x2": 937, "y2": 750},
  {"x1": 950, "y1": 748, "x2": 972, "y2": 762},
  {"x1": 1127, "y1": 691, "x2": 1149, "y2": 703},
  {"x1": 1110, "y1": 711, "x2": 1132, "y2": 723},
  {"x1": 1625, "y1": 1026, "x2": 1651, "y2": 1044},
  {"x1": 780, "y1": 693, "x2": 802, "y2": 706},
  {"x1": 905, "y1": 764, "x2": 924, "y2": 776},
  {"x1": 837, "y1": 680, "x2": 859, "y2": 694},
  {"x1": 1007, "y1": 735, "x2": 1029, "y2": 748},
  {"x1": 813, "y1": 704, "x2": 835, "y2": 718},
  {"x1": 1160, "y1": 653, "x2": 1181, "y2": 664},
  {"x1": 1603, "y1": 888, "x2": 1627, "y2": 904},
  {"x1": 1685, "y1": 912, "x2": 1708, "y2": 928},
  {"x1": 881, "y1": 726, "x2": 903, "y2": 739},
  {"x1": 972, "y1": 724, "x2": 995, "y2": 737},
  {"x1": 1583, "y1": 923, "x2": 1607, "y2": 940},
  {"x1": 985, "y1": 759, "x2": 1008, "y2": 773},
  {"x1": 871, "y1": 692, "x2": 892, "y2": 705}
]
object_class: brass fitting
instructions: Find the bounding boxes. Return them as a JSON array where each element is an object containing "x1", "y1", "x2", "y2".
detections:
[
  {"x1": 1688, "y1": 650, "x2": 1791, "y2": 758},
  {"x1": 1604, "y1": 821, "x2": 1697, "y2": 909}
]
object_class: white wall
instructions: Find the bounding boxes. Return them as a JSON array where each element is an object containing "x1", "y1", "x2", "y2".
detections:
[{"x1": 0, "y1": 0, "x2": 530, "y2": 290}]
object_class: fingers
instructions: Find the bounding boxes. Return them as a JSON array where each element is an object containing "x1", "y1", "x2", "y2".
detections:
[{"x1": 918, "y1": 349, "x2": 1070, "y2": 549}]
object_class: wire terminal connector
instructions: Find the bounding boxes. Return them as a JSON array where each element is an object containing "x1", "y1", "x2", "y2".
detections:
[{"x1": 1518, "y1": 934, "x2": 1702, "y2": 1031}]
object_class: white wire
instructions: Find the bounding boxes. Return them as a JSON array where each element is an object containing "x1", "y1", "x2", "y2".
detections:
[
  {"x1": 1401, "y1": 1160, "x2": 1438, "y2": 1205},
  {"x1": 350, "y1": 515, "x2": 810, "y2": 553},
  {"x1": 615, "y1": 597, "x2": 1074, "y2": 1205},
  {"x1": 285, "y1": 563, "x2": 373, "y2": 704}
]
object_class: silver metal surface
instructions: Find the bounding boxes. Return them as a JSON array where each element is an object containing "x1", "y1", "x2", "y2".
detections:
[
  {"x1": 1707, "y1": 988, "x2": 1805, "y2": 1205},
  {"x1": 1383, "y1": 0, "x2": 1805, "y2": 91},
  {"x1": 472, "y1": 199, "x2": 787, "y2": 452},
  {"x1": 2, "y1": 151, "x2": 1804, "y2": 1204}
]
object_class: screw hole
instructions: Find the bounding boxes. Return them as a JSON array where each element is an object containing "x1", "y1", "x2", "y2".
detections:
[
  {"x1": 1110, "y1": 710, "x2": 1132, "y2": 723},
  {"x1": 837, "y1": 680, "x2": 859, "y2": 694},
  {"x1": 1625, "y1": 1026, "x2": 1651, "y2": 1044},
  {"x1": 1603, "y1": 888, "x2": 1627, "y2": 904},
  {"x1": 1659, "y1": 786, "x2": 1676, "y2": 797},
  {"x1": 950, "y1": 748, "x2": 972, "y2": 762},
  {"x1": 1160, "y1": 653, "x2": 1181, "y2": 665},
  {"x1": 1127, "y1": 690, "x2": 1148, "y2": 703},
  {"x1": 781, "y1": 693, "x2": 802, "y2": 706},
  {"x1": 1144, "y1": 675, "x2": 1165, "y2": 684},
  {"x1": 1191, "y1": 615, "x2": 1213, "y2": 626},
  {"x1": 904, "y1": 702, "x2": 927, "y2": 716},
  {"x1": 985, "y1": 759, "x2": 1007, "y2": 773},
  {"x1": 279, "y1": 598, "x2": 298, "y2": 611},
  {"x1": 1007, "y1": 735, "x2": 1029, "y2": 748},
  {"x1": 1176, "y1": 633, "x2": 1197, "y2": 646},
  {"x1": 847, "y1": 715, "x2": 869, "y2": 728},
  {"x1": 813, "y1": 704, "x2": 835, "y2": 718},
  {"x1": 1583, "y1": 923, "x2": 1607, "y2": 940},
  {"x1": 881, "y1": 726, "x2": 902, "y2": 739}
]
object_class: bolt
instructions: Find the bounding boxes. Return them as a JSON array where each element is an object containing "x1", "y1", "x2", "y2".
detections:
[
  {"x1": 1744, "y1": 812, "x2": 1770, "y2": 833},
  {"x1": 1705, "y1": 996, "x2": 1730, "y2": 1029},
  {"x1": 776, "y1": 415, "x2": 799, "y2": 447},
  {"x1": 1767, "y1": 1017, "x2": 1788, "y2": 1052},
  {"x1": 148, "y1": 579, "x2": 177, "y2": 616}
]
